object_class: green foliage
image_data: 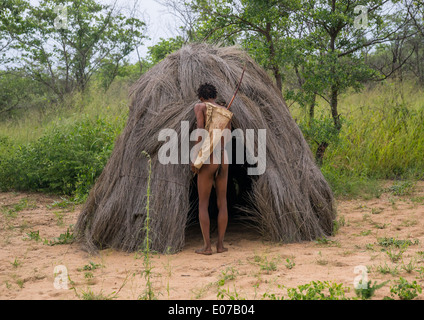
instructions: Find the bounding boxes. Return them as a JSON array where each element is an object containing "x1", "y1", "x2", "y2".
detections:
[
  {"x1": 78, "y1": 288, "x2": 117, "y2": 300},
  {"x1": 0, "y1": 70, "x2": 47, "y2": 116},
  {"x1": 147, "y1": 36, "x2": 185, "y2": 65},
  {"x1": 385, "y1": 180, "x2": 416, "y2": 196},
  {"x1": 77, "y1": 261, "x2": 103, "y2": 272},
  {"x1": 286, "y1": 281, "x2": 350, "y2": 300},
  {"x1": 314, "y1": 236, "x2": 340, "y2": 247},
  {"x1": 138, "y1": 152, "x2": 158, "y2": 301},
  {"x1": 389, "y1": 277, "x2": 422, "y2": 300},
  {"x1": 25, "y1": 230, "x2": 43, "y2": 242},
  {"x1": 47, "y1": 227, "x2": 74, "y2": 246},
  {"x1": 217, "y1": 267, "x2": 239, "y2": 287},
  {"x1": 253, "y1": 255, "x2": 278, "y2": 273},
  {"x1": 1, "y1": 197, "x2": 36, "y2": 218},
  {"x1": 5, "y1": 0, "x2": 147, "y2": 96},
  {"x1": 377, "y1": 237, "x2": 419, "y2": 248},
  {"x1": 299, "y1": 115, "x2": 341, "y2": 147},
  {"x1": 355, "y1": 280, "x2": 389, "y2": 300},
  {"x1": 284, "y1": 258, "x2": 296, "y2": 269},
  {"x1": 0, "y1": 116, "x2": 120, "y2": 199},
  {"x1": 321, "y1": 90, "x2": 424, "y2": 180},
  {"x1": 25, "y1": 227, "x2": 74, "y2": 245}
]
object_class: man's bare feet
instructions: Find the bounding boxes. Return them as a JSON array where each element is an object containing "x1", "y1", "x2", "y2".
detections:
[
  {"x1": 216, "y1": 245, "x2": 228, "y2": 253},
  {"x1": 195, "y1": 247, "x2": 213, "y2": 255}
]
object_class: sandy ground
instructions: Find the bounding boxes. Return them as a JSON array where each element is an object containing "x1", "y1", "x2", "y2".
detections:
[{"x1": 1, "y1": 181, "x2": 424, "y2": 300}]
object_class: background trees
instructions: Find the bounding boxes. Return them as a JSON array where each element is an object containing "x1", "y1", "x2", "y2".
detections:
[
  {"x1": 1, "y1": 0, "x2": 147, "y2": 108},
  {"x1": 162, "y1": 0, "x2": 422, "y2": 163},
  {"x1": 1, "y1": 0, "x2": 424, "y2": 164}
]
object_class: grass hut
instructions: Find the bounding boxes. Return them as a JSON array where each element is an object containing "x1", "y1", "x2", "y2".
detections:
[{"x1": 74, "y1": 43, "x2": 336, "y2": 253}]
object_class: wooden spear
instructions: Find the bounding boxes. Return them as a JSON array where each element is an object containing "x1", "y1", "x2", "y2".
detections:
[{"x1": 227, "y1": 64, "x2": 246, "y2": 110}]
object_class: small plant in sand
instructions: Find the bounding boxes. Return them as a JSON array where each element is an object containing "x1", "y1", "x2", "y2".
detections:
[
  {"x1": 252, "y1": 254, "x2": 278, "y2": 273},
  {"x1": 417, "y1": 267, "x2": 424, "y2": 280},
  {"x1": 217, "y1": 285, "x2": 246, "y2": 300},
  {"x1": 71, "y1": 273, "x2": 129, "y2": 300},
  {"x1": 2, "y1": 198, "x2": 36, "y2": 219},
  {"x1": 315, "y1": 251, "x2": 328, "y2": 266},
  {"x1": 77, "y1": 261, "x2": 103, "y2": 272},
  {"x1": 360, "y1": 229, "x2": 372, "y2": 236},
  {"x1": 400, "y1": 259, "x2": 418, "y2": 274},
  {"x1": 333, "y1": 215, "x2": 345, "y2": 234},
  {"x1": 354, "y1": 280, "x2": 389, "y2": 300},
  {"x1": 47, "y1": 227, "x2": 74, "y2": 246},
  {"x1": 11, "y1": 258, "x2": 21, "y2": 269},
  {"x1": 385, "y1": 246, "x2": 407, "y2": 263},
  {"x1": 375, "y1": 262, "x2": 399, "y2": 276},
  {"x1": 284, "y1": 258, "x2": 296, "y2": 270},
  {"x1": 25, "y1": 230, "x2": 43, "y2": 242},
  {"x1": 262, "y1": 286, "x2": 285, "y2": 300},
  {"x1": 47, "y1": 197, "x2": 76, "y2": 210},
  {"x1": 386, "y1": 180, "x2": 416, "y2": 196},
  {"x1": 314, "y1": 236, "x2": 340, "y2": 247},
  {"x1": 53, "y1": 211, "x2": 66, "y2": 226},
  {"x1": 370, "y1": 220, "x2": 389, "y2": 229},
  {"x1": 217, "y1": 267, "x2": 239, "y2": 286},
  {"x1": 78, "y1": 288, "x2": 117, "y2": 300},
  {"x1": 388, "y1": 277, "x2": 422, "y2": 300},
  {"x1": 215, "y1": 266, "x2": 245, "y2": 299},
  {"x1": 16, "y1": 278, "x2": 25, "y2": 289},
  {"x1": 371, "y1": 207, "x2": 383, "y2": 215},
  {"x1": 376, "y1": 237, "x2": 419, "y2": 263},
  {"x1": 286, "y1": 281, "x2": 350, "y2": 300},
  {"x1": 138, "y1": 151, "x2": 158, "y2": 300},
  {"x1": 377, "y1": 237, "x2": 419, "y2": 248}
]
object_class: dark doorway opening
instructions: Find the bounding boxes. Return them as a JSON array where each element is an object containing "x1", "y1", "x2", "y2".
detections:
[{"x1": 187, "y1": 137, "x2": 256, "y2": 229}]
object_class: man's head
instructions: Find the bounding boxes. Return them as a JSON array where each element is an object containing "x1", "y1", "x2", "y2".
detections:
[{"x1": 197, "y1": 83, "x2": 217, "y2": 101}]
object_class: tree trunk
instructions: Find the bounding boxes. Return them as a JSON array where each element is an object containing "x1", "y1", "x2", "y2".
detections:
[
  {"x1": 273, "y1": 67, "x2": 283, "y2": 92},
  {"x1": 315, "y1": 141, "x2": 329, "y2": 166},
  {"x1": 309, "y1": 92, "x2": 316, "y2": 124},
  {"x1": 265, "y1": 23, "x2": 282, "y2": 92},
  {"x1": 330, "y1": 85, "x2": 341, "y2": 131}
]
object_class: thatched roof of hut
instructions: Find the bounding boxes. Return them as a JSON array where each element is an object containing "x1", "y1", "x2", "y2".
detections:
[{"x1": 74, "y1": 43, "x2": 336, "y2": 253}]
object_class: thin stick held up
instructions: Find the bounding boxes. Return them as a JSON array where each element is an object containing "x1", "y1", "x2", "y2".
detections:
[{"x1": 227, "y1": 64, "x2": 246, "y2": 110}]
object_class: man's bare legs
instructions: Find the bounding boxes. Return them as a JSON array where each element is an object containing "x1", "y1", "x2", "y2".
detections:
[
  {"x1": 195, "y1": 162, "x2": 217, "y2": 255},
  {"x1": 195, "y1": 160, "x2": 229, "y2": 255},
  {"x1": 215, "y1": 163, "x2": 229, "y2": 253}
]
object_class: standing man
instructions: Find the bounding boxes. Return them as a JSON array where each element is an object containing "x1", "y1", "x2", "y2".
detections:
[{"x1": 191, "y1": 83, "x2": 231, "y2": 255}]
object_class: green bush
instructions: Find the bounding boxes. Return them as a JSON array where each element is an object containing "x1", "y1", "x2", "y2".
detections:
[
  {"x1": 389, "y1": 277, "x2": 422, "y2": 300},
  {"x1": 286, "y1": 280, "x2": 350, "y2": 300},
  {"x1": 0, "y1": 116, "x2": 121, "y2": 200}
]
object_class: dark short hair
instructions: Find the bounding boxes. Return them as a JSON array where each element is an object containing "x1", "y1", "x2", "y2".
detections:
[{"x1": 197, "y1": 83, "x2": 217, "y2": 100}]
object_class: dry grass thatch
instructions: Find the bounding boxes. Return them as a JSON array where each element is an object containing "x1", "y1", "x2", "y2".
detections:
[{"x1": 74, "y1": 43, "x2": 336, "y2": 253}]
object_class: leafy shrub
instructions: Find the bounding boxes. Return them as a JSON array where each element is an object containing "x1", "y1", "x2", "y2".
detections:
[
  {"x1": 286, "y1": 280, "x2": 350, "y2": 300},
  {"x1": 354, "y1": 280, "x2": 389, "y2": 300},
  {"x1": 0, "y1": 116, "x2": 121, "y2": 200},
  {"x1": 389, "y1": 277, "x2": 422, "y2": 300}
]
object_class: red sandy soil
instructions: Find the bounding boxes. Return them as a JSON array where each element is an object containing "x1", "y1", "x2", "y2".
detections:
[{"x1": 1, "y1": 182, "x2": 423, "y2": 300}]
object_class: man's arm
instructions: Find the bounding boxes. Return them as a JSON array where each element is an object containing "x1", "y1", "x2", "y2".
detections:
[
  {"x1": 191, "y1": 103, "x2": 206, "y2": 173},
  {"x1": 194, "y1": 103, "x2": 205, "y2": 130}
]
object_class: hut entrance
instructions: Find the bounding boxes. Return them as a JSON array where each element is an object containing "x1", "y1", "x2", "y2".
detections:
[{"x1": 187, "y1": 137, "x2": 255, "y2": 228}]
